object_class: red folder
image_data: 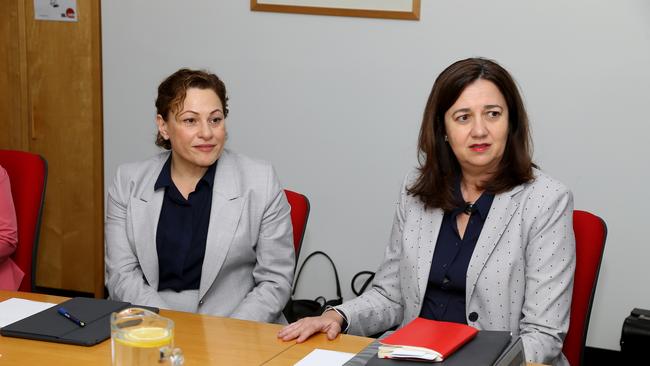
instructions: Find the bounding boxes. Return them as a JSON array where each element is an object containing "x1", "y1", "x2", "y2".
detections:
[{"x1": 379, "y1": 318, "x2": 478, "y2": 362}]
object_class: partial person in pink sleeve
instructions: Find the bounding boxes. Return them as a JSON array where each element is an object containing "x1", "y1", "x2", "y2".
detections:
[{"x1": 0, "y1": 165, "x2": 24, "y2": 290}]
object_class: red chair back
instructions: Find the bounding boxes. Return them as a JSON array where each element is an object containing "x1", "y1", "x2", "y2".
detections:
[
  {"x1": 0, "y1": 150, "x2": 47, "y2": 292},
  {"x1": 563, "y1": 210, "x2": 607, "y2": 366},
  {"x1": 284, "y1": 189, "x2": 310, "y2": 261}
]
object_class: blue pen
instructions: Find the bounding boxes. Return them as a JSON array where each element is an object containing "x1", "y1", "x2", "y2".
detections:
[{"x1": 57, "y1": 307, "x2": 86, "y2": 327}]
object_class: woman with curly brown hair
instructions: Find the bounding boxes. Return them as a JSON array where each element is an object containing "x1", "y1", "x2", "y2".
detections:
[{"x1": 106, "y1": 68, "x2": 295, "y2": 323}]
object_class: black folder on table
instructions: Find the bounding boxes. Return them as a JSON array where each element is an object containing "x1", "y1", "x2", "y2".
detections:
[
  {"x1": 0, "y1": 297, "x2": 158, "y2": 346},
  {"x1": 345, "y1": 330, "x2": 524, "y2": 366}
]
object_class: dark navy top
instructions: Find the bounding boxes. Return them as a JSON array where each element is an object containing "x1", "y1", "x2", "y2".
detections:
[
  {"x1": 154, "y1": 156, "x2": 217, "y2": 292},
  {"x1": 419, "y1": 182, "x2": 494, "y2": 323}
]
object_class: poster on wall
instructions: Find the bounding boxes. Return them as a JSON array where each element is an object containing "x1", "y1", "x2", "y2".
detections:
[
  {"x1": 34, "y1": 0, "x2": 78, "y2": 22},
  {"x1": 251, "y1": 0, "x2": 420, "y2": 20}
]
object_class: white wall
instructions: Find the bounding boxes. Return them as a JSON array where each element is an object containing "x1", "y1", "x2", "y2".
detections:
[{"x1": 102, "y1": 0, "x2": 650, "y2": 351}]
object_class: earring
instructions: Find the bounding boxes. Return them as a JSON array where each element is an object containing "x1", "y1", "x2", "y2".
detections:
[{"x1": 444, "y1": 135, "x2": 448, "y2": 142}]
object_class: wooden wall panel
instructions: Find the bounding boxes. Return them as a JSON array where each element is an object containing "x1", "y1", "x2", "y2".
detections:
[
  {"x1": 26, "y1": 1, "x2": 103, "y2": 297},
  {"x1": 0, "y1": 0, "x2": 104, "y2": 297},
  {"x1": 0, "y1": 0, "x2": 28, "y2": 150}
]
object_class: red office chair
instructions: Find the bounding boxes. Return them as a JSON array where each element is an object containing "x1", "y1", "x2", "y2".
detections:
[
  {"x1": 563, "y1": 210, "x2": 607, "y2": 366},
  {"x1": 284, "y1": 189, "x2": 310, "y2": 261},
  {"x1": 0, "y1": 150, "x2": 47, "y2": 292}
]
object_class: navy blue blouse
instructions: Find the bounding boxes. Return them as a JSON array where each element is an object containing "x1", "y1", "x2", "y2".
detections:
[
  {"x1": 419, "y1": 183, "x2": 494, "y2": 323},
  {"x1": 154, "y1": 156, "x2": 217, "y2": 292}
]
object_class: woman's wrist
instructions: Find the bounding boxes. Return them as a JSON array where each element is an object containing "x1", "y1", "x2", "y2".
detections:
[{"x1": 324, "y1": 306, "x2": 349, "y2": 332}]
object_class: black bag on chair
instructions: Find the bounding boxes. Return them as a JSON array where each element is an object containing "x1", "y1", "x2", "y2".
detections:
[
  {"x1": 621, "y1": 308, "x2": 650, "y2": 362},
  {"x1": 351, "y1": 270, "x2": 375, "y2": 296},
  {"x1": 283, "y1": 251, "x2": 343, "y2": 323}
]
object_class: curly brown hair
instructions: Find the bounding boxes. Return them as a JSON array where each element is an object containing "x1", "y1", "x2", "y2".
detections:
[
  {"x1": 407, "y1": 57, "x2": 535, "y2": 211},
  {"x1": 154, "y1": 68, "x2": 229, "y2": 150}
]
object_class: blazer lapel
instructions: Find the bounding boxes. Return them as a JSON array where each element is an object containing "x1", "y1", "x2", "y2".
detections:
[
  {"x1": 416, "y1": 208, "x2": 444, "y2": 306},
  {"x1": 131, "y1": 156, "x2": 167, "y2": 290},
  {"x1": 199, "y1": 151, "x2": 244, "y2": 300},
  {"x1": 466, "y1": 184, "x2": 525, "y2": 301}
]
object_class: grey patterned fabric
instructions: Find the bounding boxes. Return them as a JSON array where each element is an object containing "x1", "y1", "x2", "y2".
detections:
[
  {"x1": 337, "y1": 169, "x2": 575, "y2": 366},
  {"x1": 105, "y1": 149, "x2": 295, "y2": 324}
]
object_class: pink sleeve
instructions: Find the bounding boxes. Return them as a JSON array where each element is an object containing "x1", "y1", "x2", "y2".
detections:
[{"x1": 0, "y1": 166, "x2": 18, "y2": 258}]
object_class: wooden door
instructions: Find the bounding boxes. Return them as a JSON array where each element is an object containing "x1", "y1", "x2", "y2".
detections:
[
  {"x1": 0, "y1": 1, "x2": 28, "y2": 150},
  {"x1": 0, "y1": 0, "x2": 104, "y2": 297}
]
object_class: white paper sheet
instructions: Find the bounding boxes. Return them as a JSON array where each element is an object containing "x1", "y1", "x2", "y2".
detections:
[
  {"x1": 294, "y1": 348, "x2": 355, "y2": 366},
  {"x1": 0, "y1": 298, "x2": 56, "y2": 328}
]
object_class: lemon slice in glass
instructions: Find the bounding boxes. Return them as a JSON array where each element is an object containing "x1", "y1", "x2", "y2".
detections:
[{"x1": 116, "y1": 326, "x2": 172, "y2": 348}]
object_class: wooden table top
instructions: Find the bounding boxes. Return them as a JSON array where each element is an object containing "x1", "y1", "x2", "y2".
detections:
[
  {"x1": 0, "y1": 291, "x2": 544, "y2": 365},
  {"x1": 265, "y1": 333, "x2": 373, "y2": 365},
  {"x1": 0, "y1": 291, "x2": 291, "y2": 365}
]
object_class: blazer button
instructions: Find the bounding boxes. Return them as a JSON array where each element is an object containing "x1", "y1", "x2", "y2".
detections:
[
  {"x1": 199, "y1": 300, "x2": 204, "y2": 306},
  {"x1": 468, "y1": 312, "x2": 479, "y2": 322}
]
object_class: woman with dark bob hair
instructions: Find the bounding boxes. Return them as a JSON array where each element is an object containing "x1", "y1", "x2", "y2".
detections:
[
  {"x1": 279, "y1": 58, "x2": 575, "y2": 365},
  {"x1": 105, "y1": 68, "x2": 295, "y2": 323}
]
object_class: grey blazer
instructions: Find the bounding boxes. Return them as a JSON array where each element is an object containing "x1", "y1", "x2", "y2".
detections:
[
  {"x1": 105, "y1": 149, "x2": 295, "y2": 323},
  {"x1": 337, "y1": 169, "x2": 575, "y2": 366}
]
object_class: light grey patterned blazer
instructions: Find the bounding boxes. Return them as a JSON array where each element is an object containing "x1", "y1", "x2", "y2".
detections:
[
  {"x1": 337, "y1": 168, "x2": 575, "y2": 366},
  {"x1": 105, "y1": 149, "x2": 295, "y2": 324}
]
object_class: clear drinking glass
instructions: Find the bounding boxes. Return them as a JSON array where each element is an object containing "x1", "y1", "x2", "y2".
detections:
[{"x1": 110, "y1": 307, "x2": 184, "y2": 366}]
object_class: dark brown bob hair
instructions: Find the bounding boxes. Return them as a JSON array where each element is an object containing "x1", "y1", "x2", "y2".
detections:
[
  {"x1": 407, "y1": 57, "x2": 534, "y2": 211},
  {"x1": 155, "y1": 68, "x2": 229, "y2": 150}
]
